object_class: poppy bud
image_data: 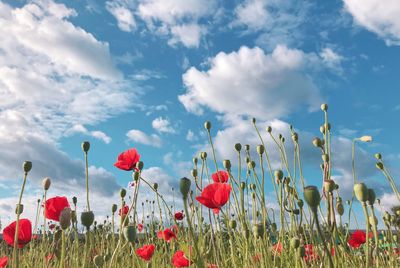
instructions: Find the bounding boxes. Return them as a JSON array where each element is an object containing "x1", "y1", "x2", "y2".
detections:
[
  {"x1": 136, "y1": 161, "x2": 144, "y2": 171},
  {"x1": 123, "y1": 225, "x2": 136, "y2": 243},
  {"x1": 240, "y1": 182, "x2": 246, "y2": 190},
  {"x1": 223, "y1": 159, "x2": 231, "y2": 170},
  {"x1": 245, "y1": 144, "x2": 250, "y2": 151},
  {"x1": 112, "y1": 204, "x2": 117, "y2": 213},
  {"x1": 120, "y1": 188, "x2": 127, "y2": 199},
  {"x1": 376, "y1": 162, "x2": 384, "y2": 170},
  {"x1": 312, "y1": 137, "x2": 322, "y2": 148},
  {"x1": 94, "y1": 255, "x2": 104, "y2": 267},
  {"x1": 191, "y1": 169, "x2": 197, "y2": 177},
  {"x1": 292, "y1": 132, "x2": 298, "y2": 142},
  {"x1": 234, "y1": 143, "x2": 242, "y2": 152},
  {"x1": 251, "y1": 118, "x2": 256, "y2": 124},
  {"x1": 369, "y1": 215, "x2": 378, "y2": 226},
  {"x1": 72, "y1": 196, "x2": 77, "y2": 206},
  {"x1": 251, "y1": 184, "x2": 256, "y2": 190},
  {"x1": 252, "y1": 224, "x2": 264, "y2": 238},
  {"x1": 23, "y1": 161, "x2": 32, "y2": 173},
  {"x1": 180, "y1": 177, "x2": 191, "y2": 199},
  {"x1": 200, "y1": 152, "x2": 207, "y2": 160},
  {"x1": 133, "y1": 172, "x2": 140, "y2": 182},
  {"x1": 274, "y1": 170, "x2": 283, "y2": 181},
  {"x1": 321, "y1": 103, "x2": 328, "y2": 111},
  {"x1": 297, "y1": 199, "x2": 304, "y2": 208},
  {"x1": 256, "y1": 145, "x2": 264, "y2": 155},
  {"x1": 336, "y1": 203, "x2": 344, "y2": 216},
  {"x1": 42, "y1": 177, "x2": 51, "y2": 191},
  {"x1": 303, "y1": 186, "x2": 321, "y2": 211},
  {"x1": 81, "y1": 211, "x2": 94, "y2": 228},
  {"x1": 320, "y1": 125, "x2": 325, "y2": 134},
  {"x1": 193, "y1": 157, "x2": 198, "y2": 165},
  {"x1": 266, "y1": 126, "x2": 272, "y2": 133},
  {"x1": 354, "y1": 183, "x2": 368, "y2": 203},
  {"x1": 291, "y1": 237, "x2": 300, "y2": 248},
  {"x1": 374, "y1": 153, "x2": 382, "y2": 160},
  {"x1": 248, "y1": 161, "x2": 255, "y2": 169},
  {"x1": 153, "y1": 183, "x2": 158, "y2": 191},
  {"x1": 81, "y1": 141, "x2": 90, "y2": 153},
  {"x1": 323, "y1": 179, "x2": 335, "y2": 193},
  {"x1": 204, "y1": 121, "x2": 211, "y2": 130},
  {"x1": 367, "y1": 188, "x2": 376, "y2": 204},
  {"x1": 59, "y1": 208, "x2": 71, "y2": 230},
  {"x1": 229, "y1": 220, "x2": 237, "y2": 229},
  {"x1": 15, "y1": 204, "x2": 24, "y2": 214},
  {"x1": 322, "y1": 154, "x2": 329, "y2": 162}
]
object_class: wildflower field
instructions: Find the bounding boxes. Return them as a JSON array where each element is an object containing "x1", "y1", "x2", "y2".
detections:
[{"x1": 0, "y1": 104, "x2": 399, "y2": 268}]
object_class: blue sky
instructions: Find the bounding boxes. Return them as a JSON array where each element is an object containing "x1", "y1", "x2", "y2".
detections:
[{"x1": 0, "y1": 0, "x2": 399, "y2": 226}]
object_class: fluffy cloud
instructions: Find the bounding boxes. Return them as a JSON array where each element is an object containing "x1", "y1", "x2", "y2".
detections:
[
  {"x1": 343, "y1": 0, "x2": 400, "y2": 46},
  {"x1": 67, "y1": 125, "x2": 112, "y2": 144},
  {"x1": 152, "y1": 117, "x2": 175, "y2": 134},
  {"x1": 179, "y1": 45, "x2": 322, "y2": 119},
  {"x1": 106, "y1": 1, "x2": 136, "y2": 32},
  {"x1": 126, "y1": 129, "x2": 162, "y2": 147}
]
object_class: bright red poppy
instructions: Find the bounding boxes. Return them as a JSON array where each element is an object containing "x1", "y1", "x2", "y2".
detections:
[
  {"x1": 304, "y1": 244, "x2": 319, "y2": 262},
  {"x1": 196, "y1": 183, "x2": 231, "y2": 214},
  {"x1": 0, "y1": 256, "x2": 8, "y2": 268},
  {"x1": 2, "y1": 219, "x2": 32, "y2": 248},
  {"x1": 211, "y1": 171, "x2": 229, "y2": 183},
  {"x1": 172, "y1": 250, "x2": 192, "y2": 267},
  {"x1": 271, "y1": 242, "x2": 283, "y2": 254},
  {"x1": 119, "y1": 205, "x2": 129, "y2": 216},
  {"x1": 44, "y1": 196, "x2": 70, "y2": 222},
  {"x1": 174, "y1": 212, "x2": 184, "y2": 221},
  {"x1": 348, "y1": 230, "x2": 372, "y2": 249},
  {"x1": 157, "y1": 228, "x2": 177, "y2": 242},
  {"x1": 46, "y1": 253, "x2": 55, "y2": 262},
  {"x1": 138, "y1": 223, "x2": 144, "y2": 232},
  {"x1": 114, "y1": 148, "x2": 141, "y2": 171},
  {"x1": 136, "y1": 244, "x2": 155, "y2": 261}
]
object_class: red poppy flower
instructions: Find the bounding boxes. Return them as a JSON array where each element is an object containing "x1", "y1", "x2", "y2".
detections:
[
  {"x1": 137, "y1": 223, "x2": 143, "y2": 232},
  {"x1": 114, "y1": 148, "x2": 140, "y2": 171},
  {"x1": 196, "y1": 182, "x2": 231, "y2": 214},
  {"x1": 271, "y1": 242, "x2": 283, "y2": 255},
  {"x1": 253, "y1": 253, "x2": 262, "y2": 262},
  {"x1": 32, "y1": 234, "x2": 39, "y2": 240},
  {"x1": 136, "y1": 244, "x2": 155, "y2": 261},
  {"x1": 44, "y1": 196, "x2": 70, "y2": 222},
  {"x1": 2, "y1": 219, "x2": 32, "y2": 248},
  {"x1": 49, "y1": 223, "x2": 56, "y2": 230},
  {"x1": 174, "y1": 212, "x2": 184, "y2": 221},
  {"x1": 348, "y1": 230, "x2": 372, "y2": 249},
  {"x1": 172, "y1": 250, "x2": 192, "y2": 267},
  {"x1": 46, "y1": 253, "x2": 55, "y2": 262},
  {"x1": 119, "y1": 205, "x2": 129, "y2": 216},
  {"x1": 304, "y1": 244, "x2": 319, "y2": 262},
  {"x1": 157, "y1": 228, "x2": 177, "y2": 242},
  {"x1": 0, "y1": 256, "x2": 8, "y2": 268},
  {"x1": 211, "y1": 171, "x2": 229, "y2": 183}
]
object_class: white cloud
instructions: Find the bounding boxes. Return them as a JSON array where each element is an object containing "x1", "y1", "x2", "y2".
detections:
[
  {"x1": 169, "y1": 23, "x2": 204, "y2": 48},
  {"x1": 179, "y1": 45, "x2": 322, "y2": 119},
  {"x1": 152, "y1": 117, "x2": 175, "y2": 134},
  {"x1": 379, "y1": 193, "x2": 400, "y2": 212},
  {"x1": 343, "y1": 0, "x2": 400, "y2": 46},
  {"x1": 186, "y1": 130, "x2": 197, "y2": 141},
  {"x1": 126, "y1": 129, "x2": 162, "y2": 147},
  {"x1": 106, "y1": 1, "x2": 136, "y2": 32},
  {"x1": 319, "y1": 48, "x2": 344, "y2": 74},
  {"x1": 67, "y1": 124, "x2": 112, "y2": 144}
]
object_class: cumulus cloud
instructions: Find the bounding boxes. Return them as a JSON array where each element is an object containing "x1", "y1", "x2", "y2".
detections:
[
  {"x1": 126, "y1": 129, "x2": 162, "y2": 147},
  {"x1": 152, "y1": 117, "x2": 175, "y2": 134},
  {"x1": 343, "y1": 0, "x2": 400, "y2": 46},
  {"x1": 67, "y1": 125, "x2": 112, "y2": 144},
  {"x1": 106, "y1": 1, "x2": 136, "y2": 32}
]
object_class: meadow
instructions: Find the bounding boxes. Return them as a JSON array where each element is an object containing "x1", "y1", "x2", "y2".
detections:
[{"x1": 0, "y1": 103, "x2": 399, "y2": 268}]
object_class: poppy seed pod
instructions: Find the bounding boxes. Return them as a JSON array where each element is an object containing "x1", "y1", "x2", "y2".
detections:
[
  {"x1": 120, "y1": 188, "x2": 127, "y2": 198},
  {"x1": 234, "y1": 143, "x2": 242, "y2": 152},
  {"x1": 251, "y1": 184, "x2": 256, "y2": 190},
  {"x1": 252, "y1": 224, "x2": 264, "y2": 238},
  {"x1": 248, "y1": 161, "x2": 256, "y2": 169},
  {"x1": 136, "y1": 161, "x2": 144, "y2": 171},
  {"x1": 180, "y1": 177, "x2": 191, "y2": 199},
  {"x1": 374, "y1": 153, "x2": 382, "y2": 160},
  {"x1": 72, "y1": 196, "x2": 77, "y2": 206},
  {"x1": 200, "y1": 152, "x2": 207, "y2": 160},
  {"x1": 367, "y1": 188, "x2": 376, "y2": 204},
  {"x1": 223, "y1": 159, "x2": 231, "y2": 170},
  {"x1": 252, "y1": 117, "x2": 256, "y2": 124},
  {"x1": 59, "y1": 207, "x2": 71, "y2": 230},
  {"x1": 297, "y1": 199, "x2": 304, "y2": 208},
  {"x1": 312, "y1": 137, "x2": 323, "y2": 148},
  {"x1": 336, "y1": 203, "x2": 344, "y2": 216},
  {"x1": 376, "y1": 162, "x2": 384, "y2": 170},
  {"x1": 153, "y1": 183, "x2": 158, "y2": 191},
  {"x1": 81, "y1": 211, "x2": 94, "y2": 228},
  {"x1": 266, "y1": 126, "x2": 272, "y2": 133},
  {"x1": 42, "y1": 177, "x2": 51, "y2": 191},
  {"x1": 354, "y1": 183, "x2": 369, "y2": 203},
  {"x1": 245, "y1": 144, "x2": 250, "y2": 151},
  {"x1": 323, "y1": 180, "x2": 335, "y2": 193},
  {"x1": 23, "y1": 161, "x2": 32, "y2": 173},
  {"x1": 123, "y1": 225, "x2": 136, "y2": 243},
  {"x1": 303, "y1": 186, "x2": 321, "y2": 211},
  {"x1": 229, "y1": 220, "x2": 237, "y2": 229},
  {"x1": 204, "y1": 121, "x2": 211, "y2": 130},
  {"x1": 81, "y1": 141, "x2": 90, "y2": 153},
  {"x1": 193, "y1": 157, "x2": 198, "y2": 165},
  {"x1": 321, "y1": 103, "x2": 328, "y2": 111},
  {"x1": 15, "y1": 204, "x2": 24, "y2": 214},
  {"x1": 191, "y1": 169, "x2": 198, "y2": 177},
  {"x1": 290, "y1": 237, "x2": 300, "y2": 248},
  {"x1": 292, "y1": 132, "x2": 298, "y2": 142},
  {"x1": 94, "y1": 255, "x2": 104, "y2": 268},
  {"x1": 274, "y1": 170, "x2": 283, "y2": 181},
  {"x1": 240, "y1": 182, "x2": 246, "y2": 190},
  {"x1": 112, "y1": 204, "x2": 117, "y2": 213},
  {"x1": 256, "y1": 145, "x2": 264, "y2": 155}
]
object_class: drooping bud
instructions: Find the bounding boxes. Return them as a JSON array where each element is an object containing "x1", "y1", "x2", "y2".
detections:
[
  {"x1": 81, "y1": 141, "x2": 90, "y2": 153},
  {"x1": 274, "y1": 170, "x2": 283, "y2": 181},
  {"x1": 153, "y1": 183, "x2": 158, "y2": 191},
  {"x1": 81, "y1": 211, "x2": 95, "y2": 229},
  {"x1": 266, "y1": 126, "x2": 272, "y2": 133},
  {"x1": 180, "y1": 177, "x2": 191, "y2": 199},
  {"x1": 120, "y1": 188, "x2": 127, "y2": 198},
  {"x1": 193, "y1": 157, "x2": 198, "y2": 165},
  {"x1": 336, "y1": 203, "x2": 344, "y2": 216},
  {"x1": 321, "y1": 103, "x2": 328, "y2": 111},
  {"x1": 23, "y1": 161, "x2": 32, "y2": 173},
  {"x1": 59, "y1": 207, "x2": 71, "y2": 230},
  {"x1": 136, "y1": 161, "x2": 144, "y2": 171},
  {"x1": 354, "y1": 183, "x2": 369, "y2": 203},
  {"x1": 204, "y1": 121, "x2": 211, "y2": 130},
  {"x1": 223, "y1": 159, "x2": 231, "y2": 170},
  {"x1": 42, "y1": 177, "x2": 51, "y2": 191},
  {"x1": 240, "y1": 182, "x2": 246, "y2": 190},
  {"x1": 292, "y1": 132, "x2": 298, "y2": 142},
  {"x1": 376, "y1": 162, "x2": 384, "y2": 170},
  {"x1": 200, "y1": 152, "x2": 207, "y2": 160},
  {"x1": 15, "y1": 204, "x2": 24, "y2": 215},
  {"x1": 248, "y1": 161, "x2": 255, "y2": 169},
  {"x1": 234, "y1": 143, "x2": 242, "y2": 152},
  {"x1": 297, "y1": 199, "x2": 304, "y2": 208},
  {"x1": 245, "y1": 144, "x2": 250, "y2": 151},
  {"x1": 312, "y1": 137, "x2": 323, "y2": 148},
  {"x1": 374, "y1": 153, "x2": 382, "y2": 160},
  {"x1": 303, "y1": 186, "x2": 321, "y2": 212},
  {"x1": 112, "y1": 204, "x2": 117, "y2": 214},
  {"x1": 256, "y1": 145, "x2": 264, "y2": 155}
]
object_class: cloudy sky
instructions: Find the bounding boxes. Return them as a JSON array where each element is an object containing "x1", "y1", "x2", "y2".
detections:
[{"x1": 0, "y1": 0, "x2": 399, "y2": 228}]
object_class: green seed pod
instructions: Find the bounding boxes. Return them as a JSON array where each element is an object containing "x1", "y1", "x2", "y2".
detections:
[
  {"x1": 42, "y1": 177, "x2": 51, "y2": 191},
  {"x1": 81, "y1": 211, "x2": 95, "y2": 229},
  {"x1": 323, "y1": 179, "x2": 335, "y2": 193},
  {"x1": 320, "y1": 125, "x2": 325, "y2": 134},
  {"x1": 229, "y1": 220, "x2": 237, "y2": 229},
  {"x1": 291, "y1": 237, "x2": 300, "y2": 248},
  {"x1": 374, "y1": 153, "x2": 382, "y2": 160},
  {"x1": 123, "y1": 225, "x2": 136, "y2": 243},
  {"x1": 120, "y1": 188, "x2": 127, "y2": 198},
  {"x1": 191, "y1": 169, "x2": 198, "y2": 177},
  {"x1": 256, "y1": 145, "x2": 264, "y2": 155},
  {"x1": 245, "y1": 157, "x2": 250, "y2": 163},
  {"x1": 321, "y1": 103, "x2": 328, "y2": 111},
  {"x1": 23, "y1": 161, "x2": 32, "y2": 173},
  {"x1": 240, "y1": 182, "x2": 246, "y2": 190},
  {"x1": 367, "y1": 188, "x2": 376, "y2": 204},
  {"x1": 223, "y1": 159, "x2": 231, "y2": 170},
  {"x1": 297, "y1": 199, "x2": 304, "y2": 208},
  {"x1": 251, "y1": 184, "x2": 256, "y2": 190},
  {"x1": 81, "y1": 141, "x2": 90, "y2": 153},
  {"x1": 193, "y1": 157, "x2": 198, "y2": 165},
  {"x1": 136, "y1": 161, "x2": 144, "y2": 171},
  {"x1": 94, "y1": 255, "x2": 104, "y2": 267},
  {"x1": 234, "y1": 143, "x2": 242, "y2": 152},
  {"x1": 336, "y1": 203, "x2": 344, "y2": 216},
  {"x1": 376, "y1": 162, "x2": 384, "y2": 170},
  {"x1": 266, "y1": 126, "x2": 272, "y2": 133},
  {"x1": 112, "y1": 204, "x2": 117, "y2": 213},
  {"x1": 200, "y1": 152, "x2": 207, "y2": 160},
  {"x1": 303, "y1": 186, "x2": 321, "y2": 211},
  {"x1": 180, "y1": 177, "x2": 191, "y2": 199},
  {"x1": 15, "y1": 204, "x2": 24, "y2": 215},
  {"x1": 383, "y1": 211, "x2": 391, "y2": 222},
  {"x1": 59, "y1": 208, "x2": 71, "y2": 230},
  {"x1": 274, "y1": 170, "x2": 283, "y2": 181},
  {"x1": 354, "y1": 183, "x2": 369, "y2": 203},
  {"x1": 153, "y1": 183, "x2": 158, "y2": 191},
  {"x1": 252, "y1": 224, "x2": 264, "y2": 238},
  {"x1": 204, "y1": 121, "x2": 211, "y2": 130},
  {"x1": 248, "y1": 161, "x2": 256, "y2": 169},
  {"x1": 292, "y1": 132, "x2": 298, "y2": 142},
  {"x1": 245, "y1": 144, "x2": 250, "y2": 151}
]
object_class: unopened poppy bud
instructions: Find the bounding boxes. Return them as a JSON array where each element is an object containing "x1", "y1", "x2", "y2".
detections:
[
  {"x1": 71, "y1": 210, "x2": 77, "y2": 223},
  {"x1": 292, "y1": 132, "x2": 298, "y2": 142},
  {"x1": 81, "y1": 141, "x2": 90, "y2": 153},
  {"x1": 376, "y1": 162, "x2": 384, "y2": 170},
  {"x1": 240, "y1": 182, "x2": 246, "y2": 190},
  {"x1": 321, "y1": 103, "x2": 328, "y2": 111},
  {"x1": 153, "y1": 183, "x2": 158, "y2": 191},
  {"x1": 200, "y1": 152, "x2": 207, "y2": 160},
  {"x1": 367, "y1": 188, "x2": 376, "y2": 204},
  {"x1": 59, "y1": 207, "x2": 71, "y2": 230},
  {"x1": 180, "y1": 177, "x2": 191, "y2": 199},
  {"x1": 123, "y1": 225, "x2": 136, "y2": 243},
  {"x1": 256, "y1": 145, "x2": 264, "y2": 155},
  {"x1": 245, "y1": 144, "x2": 250, "y2": 151},
  {"x1": 193, "y1": 157, "x2": 198, "y2": 165},
  {"x1": 312, "y1": 137, "x2": 323, "y2": 148},
  {"x1": 112, "y1": 204, "x2": 117, "y2": 213},
  {"x1": 204, "y1": 121, "x2": 211, "y2": 130},
  {"x1": 322, "y1": 154, "x2": 329, "y2": 162},
  {"x1": 252, "y1": 224, "x2": 264, "y2": 238},
  {"x1": 229, "y1": 220, "x2": 237, "y2": 229},
  {"x1": 304, "y1": 186, "x2": 321, "y2": 212},
  {"x1": 359, "y1": 136, "x2": 372, "y2": 142},
  {"x1": 94, "y1": 255, "x2": 104, "y2": 268},
  {"x1": 81, "y1": 211, "x2": 95, "y2": 228},
  {"x1": 374, "y1": 153, "x2": 382, "y2": 160},
  {"x1": 354, "y1": 183, "x2": 368, "y2": 203},
  {"x1": 23, "y1": 161, "x2": 32, "y2": 173},
  {"x1": 72, "y1": 196, "x2": 77, "y2": 206},
  {"x1": 369, "y1": 215, "x2": 378, "y2": 226},
  {"x1": 136, "y1": 161, "x2": 144, "y2": 171},
  {"x1": 297, "y1": 199, "x2": 304, "y2": 208},
  {"x1": 320, "y1": 125, "x2": 325, "y2": 134},
  {"x1": 251, "y1": 118, "x2": 256, "y2": 124},
  {"x1": 291, "y1": 237, "x2": 300, "y2": 248},
  {"x1": 223, "y1": 159, "x2": 231, "y2": 169},
  {"x1": 191, "y1": 169, "x2": 198, "y2": 177},
  {"x1": 336, "y1": 203, "x2": 344, "y2": 216},
  {"x1": 15, "y1": 204, "x2": 24, "y2": 214},
  {"x1": 234, "y1": 143, "x2": 242, "y2": 152},
  {"x1": 120, "y1": 188, "x2": 127, "y2": 198},
  {"x1": 251, "y1": 184, "x2": 256, "y2": 190},
  {"x1": 42, "y1": 177, "x2": 51, "y2": 191},
  {"x1": 266, "y1": 126, "x2": 272, "y2": 133},
  {"x1": 248, "y1": 161, "x2": 255, "y2": 169},
  {"x1": 274, "y1": 170, "x2": 283, "y2": 181},
  {"x1": 323, "y1": 179, "x2": 335, "y2": 193}
]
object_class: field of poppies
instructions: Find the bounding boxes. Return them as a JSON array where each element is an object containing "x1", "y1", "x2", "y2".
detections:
[{"x1": 0, "y1": 103, "x2": 399, "y2": 268}]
